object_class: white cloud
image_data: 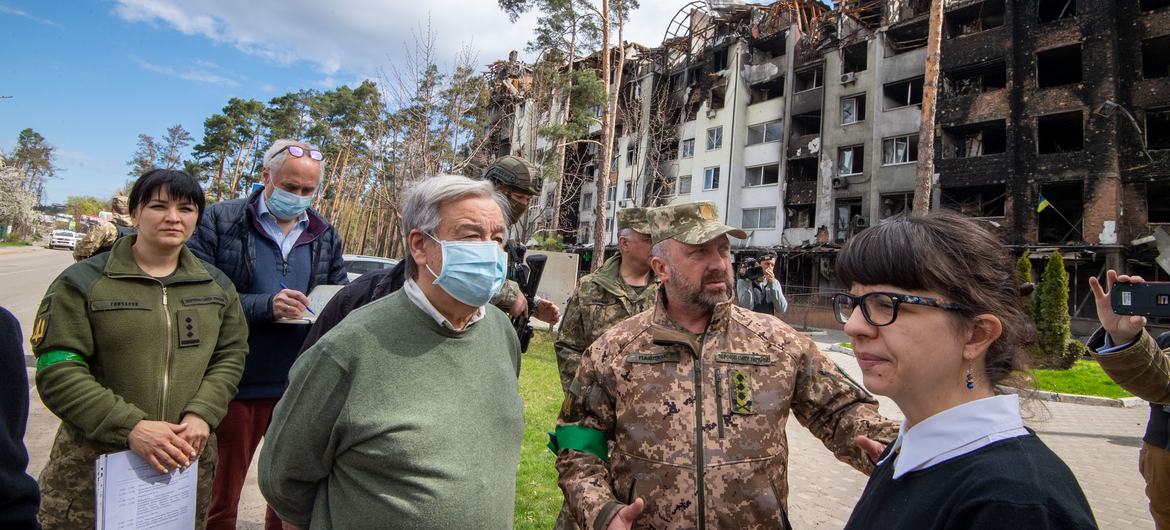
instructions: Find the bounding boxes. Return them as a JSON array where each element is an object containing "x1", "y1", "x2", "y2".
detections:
[
  {"x1": 112, "y1": 0, "x2": 696, "y2": 82},
  {"x1": 0, "y1": 4, "x2": 60, "y2": 26},
  {"x1": 132, "y1": 56, "x2": 241, "y2": 87}
]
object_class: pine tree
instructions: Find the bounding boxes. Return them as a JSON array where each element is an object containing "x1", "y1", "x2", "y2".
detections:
[{"x1": 1036, "y1": 251, "x2": 1073, "y2": 368}]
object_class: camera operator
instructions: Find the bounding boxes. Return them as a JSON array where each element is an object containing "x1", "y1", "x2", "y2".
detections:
[
  {"x1": 1087, "y1": 270, "x2": 1170, "y2": 529},
  {"x1": 735, "y1": 252, "x2": 788, "y2": 317}
]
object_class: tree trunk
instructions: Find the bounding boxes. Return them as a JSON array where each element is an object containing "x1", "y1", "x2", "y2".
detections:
[
  {"x1": 214, "y1": 156, "x2": 226, "y2": 201},
  {"x1": 590, "y1": 0, "x2": 614, "y2": 272},
  {"x1": 912, "y1": 0, "x2": 944, "y2": 215}
]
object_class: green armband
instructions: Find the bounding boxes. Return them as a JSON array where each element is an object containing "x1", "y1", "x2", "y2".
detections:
[
  {"x1": 548, "y1": 425, "x2": 609, "y2": 462},
  {"x1": 36, "y1": 351, "x2": 87, "y2": 371}
]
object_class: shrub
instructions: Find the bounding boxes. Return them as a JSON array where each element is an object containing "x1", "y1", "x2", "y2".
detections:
[{"x1": 1035, "y1": 251, "x2": 1071, "y2": 368}]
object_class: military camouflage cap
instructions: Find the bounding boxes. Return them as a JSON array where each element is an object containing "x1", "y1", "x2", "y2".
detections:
[
  {"x1": 649, "y1": 201, "x2": 747, "y2": 245},
  {"x1": 111, "y1": 195, "x2": 129, "y2": 214},
  {"x1": 615, "y1": 207, "x2": 652, "y2": 234},
  {"x1": 484, "y1": 155, "x2": 542, "y2": 195}
]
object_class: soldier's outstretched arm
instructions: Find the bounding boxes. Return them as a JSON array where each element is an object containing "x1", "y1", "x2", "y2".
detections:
[
  {"x1": 553, "y1": 341, "x2": 622, "y2": 530},
  {"x1": 790, "y1": 337, "x2": 899, "y2": 474}
]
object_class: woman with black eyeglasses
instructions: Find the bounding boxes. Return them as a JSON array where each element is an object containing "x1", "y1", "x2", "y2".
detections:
[{"x1": 834, "y1": 211, "x2": 1096, "y2": 530}]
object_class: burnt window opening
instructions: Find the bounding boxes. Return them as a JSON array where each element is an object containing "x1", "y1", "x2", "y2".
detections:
[
  {"x1": 841, "y1": 42, "x2": 868, "y2": 75},
  {"x1": 753, "y1": 30, "x2": 788, "y2": 55},
  {"x1": 835, "y1": 198, "x2": 864, "y2": 243},
  {"x1": 838, "y1": 145, "x2": 865, "y2": 175},
  {"x1": 941, "y1": 184, "x2": 1007, "y2": 217},
  {"x1": 669, "y1": 72, "x2": 684, "y2": 92},
  {"x1": 942, "y1": 121, "x2": 1007, "y2": 158},
  {"x1": 1150, "y1": 182, "x2": 1170, "y2": 223},
  {"x1": 884, "y1": 77, "x2": 924, "y2": 109},
  {"x1": 785, "y1": 205, "x2": 815, "y2": 229},
  {"x1": 1140, "y1": 0, "x2": 1170, "y2": 12},
  {"x1": 1037, "y1": 111, "x2": 1084, "y2": 154},
  {"x1": 1036, "y1": 45, "x2": 1083, "y2": 88},
  {"x1": 712, "y1": 48, "x2": 730, "y2": 72},
  {"x1": 1148, "y1": 108, "x2": 1170, "y2": 150},
  {"x1": 787, "y1": 158, "x2": 818, "y2": 182},
  {"x1": 880, "y1": 192, "x2": 913, "y2": 220},
  {"x1": 795, "y1": 66, "x2": 824, "y2": 92},
  {"x1": 942, "y1": 61, "x2": 1007, "y2": 97},
  {"x1": 1037, "y1": 0, "x2": 1077, "y2": 23},
  {"x1": 841, "y1": 94, "x2": 867, "y2": 125},
  {"x1": 944, "y1": 0, "x2": 1006, "y2": 38},
  {"x1": 750, "y1": 77, "x2": 785, "y2": 104},
  {"x1": 1038, "y1": 181, "x2": 1085, "y2": 243},
  {"x1": 790, "y1": 111, "x2": 822, "y2": 139},
  {"x1": 886, "y1": 19, "x2": 928, "y2": 55},
  {"x1": 1142, "y1": 35, "x2": 1170, "y2": 79},
  {"x1": 687, "y1": 65, "x2": 706, "y2": 86},
  {"x1": 710, "y1": 83, "x2": 728, "y2": 110}
]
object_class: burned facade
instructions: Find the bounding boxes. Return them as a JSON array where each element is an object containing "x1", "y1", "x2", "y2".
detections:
[{"x1": 483, "y1": 0, "x2": 1170, "y2": 327}]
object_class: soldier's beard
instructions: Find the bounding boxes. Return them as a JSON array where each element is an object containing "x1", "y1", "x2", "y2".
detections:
[{"x1": 668, "y1": 265, "x2": 732, "y2": 310}]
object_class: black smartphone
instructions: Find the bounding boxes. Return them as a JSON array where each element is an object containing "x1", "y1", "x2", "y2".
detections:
[{"x1": 1112, "y1": 282, "x2": 1170, "y2": 317}]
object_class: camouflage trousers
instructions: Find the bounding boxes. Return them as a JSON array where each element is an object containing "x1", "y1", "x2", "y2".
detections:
[{"x1": 38, "y1": 423, "x2": 219, "y2": 529}]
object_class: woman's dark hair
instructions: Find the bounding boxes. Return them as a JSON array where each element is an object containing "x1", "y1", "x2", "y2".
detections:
[
  {"x1": 835, "y1": 210, "x2": 1033, "y2": 386},
  {"x1": 128, "y1": 169, "x2": 206, "y2": 222}
]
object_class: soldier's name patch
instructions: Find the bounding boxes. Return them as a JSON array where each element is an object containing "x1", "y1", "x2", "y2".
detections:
[
  {"x1": 625, "y1": 352, "x2": 681, "y2": 364},
  {"x1": 90, "y1": 300, "x2": 149, "y2": 311},
  {"x1": 715, "y1": 352, "x2": 773, "y2": 366},
  {"x1": 181, "y1": 295, "x2": 227, "y2": 306}
]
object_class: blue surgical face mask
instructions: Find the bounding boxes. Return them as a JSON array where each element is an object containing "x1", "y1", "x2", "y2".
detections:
[
  {"x1": 267, "y1": 187, "x2": 313, "y2": 220},
  {"x1": 424, "y1": 233, "x2": 507, "y2": 307}
]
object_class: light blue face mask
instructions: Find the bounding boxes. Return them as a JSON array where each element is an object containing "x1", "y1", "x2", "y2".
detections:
[
  {"x1": 424, "y1": 233, "x2": 507, "y2": 307},
  {"x1": 267, "y1": 187, "x2": 313, "y2": 220}
]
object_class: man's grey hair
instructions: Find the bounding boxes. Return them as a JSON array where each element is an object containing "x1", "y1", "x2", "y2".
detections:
[
  {"x1": 264, "y1": 139, "x2": 326, "y2": 181},
  {"x1": 401, "y1": 174, "x2": 508, "y2": 279},
  {"x1": 650, "y1": 240, "x2": 670, "y2": 260}
]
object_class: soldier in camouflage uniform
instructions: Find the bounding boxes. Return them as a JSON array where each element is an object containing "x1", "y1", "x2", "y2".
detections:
[
  {"x1": 72, "y1": 195, "x2": 134, "y2": 261},
  {"x1": 555, "y1": 207, "x2": 658, "y2": 395},
  {"x1": 551, "y1": 201, "x2": 899, "y2": 530}
]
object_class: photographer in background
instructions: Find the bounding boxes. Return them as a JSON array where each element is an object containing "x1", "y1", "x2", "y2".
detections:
[
  {"x1": 1087, "y1": 270, "x2": 1170, "y2": 529},
  {"x1": 735, "y1": 252, "x2": 788, "y2": 317}
]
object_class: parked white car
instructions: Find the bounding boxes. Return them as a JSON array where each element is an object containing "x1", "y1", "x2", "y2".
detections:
[
  {"x1": 49, "y1": 229, "x2": 80, "y2": 250},
  {"x1": 342, "y1": 254, "x2": 399, "y2": 282}
]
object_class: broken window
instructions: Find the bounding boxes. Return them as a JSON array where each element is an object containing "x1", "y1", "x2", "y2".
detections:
[
  {"x1": 886, "y1": 19, "x2": 928, "y2": 55},
  {"x1": 1150, "y1": 182, "x2": 1170, "y2": 223},
  {"x1": 1143, "y1": 35, "x2": 1170, "y2": 79},
  {"x1": 747, "y1": 120, "x2": 783, "y2": 145},
  {"x1": 1038, "y1": 181, "x2": 1084, "y2": 242},
  {"x1": 880, "y1": 192, "x2": 913, "y2": 220},
  {"x1": 679, "y1": 138, "x2": 695, "y2": 158},
  {"x1": 706, "y1": 126, "x2": 723, "y2": 150},
  {"x1": 795, "y1": 66, "x2": 824, "y2": 92},
  {"x1": 749, "y1": 77, "x2": 785, "y2": 104},
  {"x1": 835, "y1": 198, "x2": 864, "y2": 243},
  {"x1": 884, "y1": 78, "x2": 924, "y2": 109},
  {"x1": 941, "y1": 184, "x2": 1007, "y2": 217},
  {"x1": 787, "y1": 158, "x2": 818, "y2": 182},
  {"x1": 742, "y1": 207, "x2": 777, "y2": 229},
  {"x1": 745, "y1": 164, "x2": 780, "y2": 186},
  {"x1": 944, "y1": 0, "x2": 1006, "y2": 38},
  {"x1": 581, "y1": 192, "x2": 593, "y2": 211},
  {"x1": 1141, "y1": 0, "x2": 1170, "y2": 11},
  {"x1": 626, "y1": 142, "x2": 637, "y2": 166},
  {"x1": 669, "y1": 73, "x2": 684, "y2": 92},
  {"x1": 1037, "y1": 0, "x2": 1077, "y2": 23},
  {"x1": 678, "y1": 175, "x2": 692, "y2": 194},
  {"x1": 841, "y1": 42, "x2": 868, "y2": 75},
  {"x1": 1036, "y1": 45, "x2": 1083, "y2": 88},
  {"x1": 790, "y1": 111, "x2": 822, "y2": 139},
  {"x1": 687, "y1": 65, "x2": 705, "y2": 86},
  {"x1": 943, "y1": 120, "x2": 1008, "y2": 158},
  {"x1": 606, "y1": 185, "x2": 616, "y2": 202},
  {"x1": 841, "y1": 94, "x2": 867, "y2": 125},
  {"x1": 882, "y1": 134, "x2": 919, "y2": 165},
  {"x1": 623, "y1": 180, "x2": 633, "y2": 199},
  {"x1": 942, "y1": 61, "x2": 1007, "y2": 97},
  {"x1": 712, "y1": 48, "x2": 729, "y2": 71},
  {"x1": 1148, "y1": 108, "x2": 1170, "y2": 150},
  {"x1": 786, "y1": 205, "x2": 815, "y2": 229},
  {"x1": 704, "y1": 167, "x2": 721, "y2": 190},
  {"x1": 838, "y1": 145, "x2": 865, "y2": 175},
  {"x1": 1037, "y1": 111, "x2": 1084, "y2": 154}
]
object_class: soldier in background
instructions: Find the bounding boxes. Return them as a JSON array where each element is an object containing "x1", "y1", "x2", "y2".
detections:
[
  {"x1": 551, "y1": 201, "x2": 898, "y2": 530},
  {"x1": 72, "y1": 195, "x2": 134, "y2": 261},
  {"x1": 554, "y1": 207, "x2": 657, "y2": 395}
]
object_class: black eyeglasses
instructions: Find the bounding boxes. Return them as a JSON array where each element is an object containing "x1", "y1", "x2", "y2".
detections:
[
  {"x1": 832, "y1": 291, "x2": 973, "y2": 327},
  {"x1": 275, "y1": 145, "x2": 324, "y2": 161}
]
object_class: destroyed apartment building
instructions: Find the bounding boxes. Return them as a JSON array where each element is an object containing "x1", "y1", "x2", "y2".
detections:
[{"x1": 482, "y1": 0, "x2": 1170, "y2": 327}]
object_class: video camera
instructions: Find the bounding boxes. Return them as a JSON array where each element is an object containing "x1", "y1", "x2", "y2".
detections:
[
  {"x1": 740, "y1": 258, "x2": 765, "y2": 281},
  {"x1": 1112, "y1": 281, "x2": 1170, "y2": 318}
]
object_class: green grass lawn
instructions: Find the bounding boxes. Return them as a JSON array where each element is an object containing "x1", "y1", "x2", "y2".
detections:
[
  {"x1": 514, "y1": 331, "x2": 564, "y2": 529},
  {"x1": 1030, "y1": 360, "x2": 1134, "y2": 399},
  {"x1": 0, "y1": 240, "x2": 31, "y2": 247}
]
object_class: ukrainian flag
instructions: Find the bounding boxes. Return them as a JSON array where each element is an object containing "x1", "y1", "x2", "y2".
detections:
[{"x1": 1037, "y1": 195, "x2": 1052, "y2": 213}]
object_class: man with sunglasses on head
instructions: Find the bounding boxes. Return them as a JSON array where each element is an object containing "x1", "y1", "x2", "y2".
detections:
[
  {"x1": 552, "y1": 201, "x2": 898, "y2": 530},
  {"x1": 188, "y1": 139, "x2": 348, "y2": 530}
]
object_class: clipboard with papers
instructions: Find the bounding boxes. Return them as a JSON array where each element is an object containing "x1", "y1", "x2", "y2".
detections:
[
  {"x1": 275, "y1": 284, "x2": 345, "y2": 324},
  {"x1": 94, "y1": 449, "x2": 198, "y2": 530}
]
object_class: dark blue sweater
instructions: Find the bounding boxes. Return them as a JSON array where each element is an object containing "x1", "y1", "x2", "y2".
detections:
[{"x1": 0, "y1": 307, "x2": 40, "y2": 529}]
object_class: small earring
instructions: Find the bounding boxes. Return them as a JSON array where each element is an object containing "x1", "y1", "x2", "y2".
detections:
[{"x1": 966, "y1": 367, "x2": 975, "y2": 390}]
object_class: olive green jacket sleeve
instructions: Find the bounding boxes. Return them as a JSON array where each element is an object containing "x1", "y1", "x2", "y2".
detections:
[
  {"x1": 33, "y1": 278, "x2": 148, "y2": 445},
  {"x1": 553, "y1": 293, "x2": 588, "y2": 395},
  {"x1": 182, "y1": 281, "x2": 249, "y2": 428},
  {"x1": 1091, "y1": 329, "x2": 1170, "y2": 404}
]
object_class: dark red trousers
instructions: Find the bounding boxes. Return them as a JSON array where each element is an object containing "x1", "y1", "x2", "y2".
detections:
[{"x1": 207, "y1": 398, "x2": 284, "y2": 530}]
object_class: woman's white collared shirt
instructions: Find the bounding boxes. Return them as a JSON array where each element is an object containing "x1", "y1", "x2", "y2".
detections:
[{"x1": 882, "y1": 394, "x2": 1030, "y2": 479}]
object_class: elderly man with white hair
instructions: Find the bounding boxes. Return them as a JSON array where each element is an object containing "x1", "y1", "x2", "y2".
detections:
[
  {"x1": 259, "y1": 175, "x2": 524, "y2": 529},
  {"x1": 188, "y1": 139, "x2": 349, "y2": 530}
]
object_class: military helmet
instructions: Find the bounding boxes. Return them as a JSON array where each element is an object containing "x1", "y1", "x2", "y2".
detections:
[{"x1": 485, "y1": 155, "x2": 542, "y2": 196}]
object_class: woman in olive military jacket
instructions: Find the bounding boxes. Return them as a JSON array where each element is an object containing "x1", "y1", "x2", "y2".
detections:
[{"x1": 30, "y1": 170, "x2": 249, "y2": 529}]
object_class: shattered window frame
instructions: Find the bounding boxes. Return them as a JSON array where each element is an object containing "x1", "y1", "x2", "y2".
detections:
[
  {"x1": 1147, "y1": 107, "x2": 1170, "y2": 150},
  {"x1": 704, "y1": 166, "x2": 721, "y2": 190},
  {"x1": 795, "y1": 66, "x2": 824, "y2": 93},
  {"x1": 841, "y1": 94, "x2": 868, "y2": 125},
  {"x1": 880, "y1": 192, "x2": 913, "y2": 220},
  {"x1": 883, "y1": 77, "x2": 925, "y2": 110},
  {"x1": 838, "y1": 144, "x2": 866, "y2": 176},
  {"x1": 785, "y1": 204, "x2": 815, "y2": 229},
  {"x1": 706, "y1": 126, "x2": 724, "y2": 151},
  {"x1": 882, "y1": 134, "x2": 920, "y2": 165}
]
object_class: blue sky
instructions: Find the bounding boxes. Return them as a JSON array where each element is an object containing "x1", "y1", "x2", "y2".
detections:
[{"x1": 0, "y1": 1, "x2": 686, "y2": 205}]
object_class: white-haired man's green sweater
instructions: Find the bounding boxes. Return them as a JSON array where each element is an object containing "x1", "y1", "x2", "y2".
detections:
[{"x1": 258, "y1": 289, "x2": 524, "y2": 529}]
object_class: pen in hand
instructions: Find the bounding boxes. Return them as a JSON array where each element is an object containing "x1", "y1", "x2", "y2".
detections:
[{"x1": 279, "y1": 282, "x2": 316, "y2": 315}]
